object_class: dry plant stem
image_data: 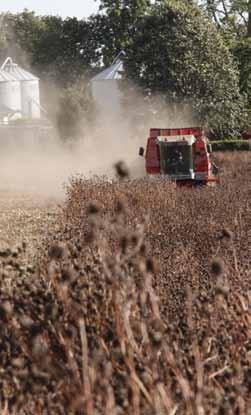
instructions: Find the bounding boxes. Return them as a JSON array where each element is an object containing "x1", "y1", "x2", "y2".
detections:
[
  {"x1": 140, "y1": 320, "x2": 150, "y2": 346},
  {"x1": 156, "y1": 382, "x2": 173, "y2": 413},
  {"x1": 124, "y1": 300, "x2": 140, "y2": 354},
  {"x1": 112, "y1": 281, "x2": 127, "y2": 355},
  {"x1": 58, "y1": 331, "x2": 81, "y2": 386},
  {"x1": 79, "y1": 318, "x2": 94, "y2": 415},
  {"x1": 163, "y1": 346, "x2": 194, "y2": 414},
  {"x1": 209, "y1": 365, "x2": 230, "y2": 379},
  {"x1": 187, "y1": 287, "x2": 205, "y2": 415},
  {"x1": 194, "y1": 344, "x2": 205, "y2": 415},
  {"x1": 124, "y1": 354, "x2": 153, "y2": 407},
  {"x1": 140, "y1": 270, "x2": 174, "y2": 413},
  {"x1": 202, "y1": 355, "x2": 218, "y2": 365},
  {"x1": 210, "y1": 377, "x2": 225, "y2": 393},
  {"x1": 105, "y1": 385, "x2": 117, "y2": 415},
  {"x1": 169, "y1": 405, "x2": 179, "y2": 415},
  {"x1": 232, "y1": 244, "x2": 239, "y2": 274},
  {"x1": 128, "y1": 350, "x2": 141, "y2": 415},
  {"x1": 54, "y1": 278, "x2": 82, "y2": 386},
  {"x1": 1, "y1": 401, "x2": 9, "y2": 415},
  {"x1": 119, "y1": 227, "x2": 145, "y2": 265},
  {"x1": 145, "y1": 273, "x2": 160, "y2": 318},
  {"x1": 236, "y1": 396, "x2": 246, "y2": 415},
  {"x1": 236, "y1": 293, "x2": 249, "y2": 311}
]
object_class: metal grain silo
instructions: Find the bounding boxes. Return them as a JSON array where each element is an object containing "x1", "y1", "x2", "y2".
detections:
[
  {"x1": 0, "y1": 69, "x2": 22, "y2": 114},
  {"x1": 2, "y1": 58, "x2": 40, "y2": 119},
  {"x1": 91, "y1": 58, "x2": 124, "y2": 121}
]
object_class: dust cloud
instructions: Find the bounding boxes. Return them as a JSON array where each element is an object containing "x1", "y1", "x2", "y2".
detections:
[
  {"x1": 0, "y1": 90, "x2": 197, "y2": 199},
  {"x1": 0, "y1": 125, "x2": 144, "y2": 198}
]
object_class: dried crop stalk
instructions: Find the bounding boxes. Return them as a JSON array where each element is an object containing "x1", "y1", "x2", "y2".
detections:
[{"x1": 79, "y1": 318, "x2": 94, "y2": 415}]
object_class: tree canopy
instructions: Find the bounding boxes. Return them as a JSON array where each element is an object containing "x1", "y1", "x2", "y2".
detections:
[
  {"x1": 97, "y1": 0, "x2": 247, "y2": 135},
  {"x1": 199, "y1": 0, "x2": 250, "y2": 36},
  {"x1": 0, "y1": 11, "x2": 100, "y2": 84},
  {"x1": 199, "y1": 0, "x2": 251, "y2": 127},
  {"x1": 0, "y1": 1, "x2": 249, "y2": 138}
]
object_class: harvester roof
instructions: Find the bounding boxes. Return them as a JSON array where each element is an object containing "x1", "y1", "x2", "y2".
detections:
[{"x1": 150, "y1": 127, "x2": 202, "y2": 137}]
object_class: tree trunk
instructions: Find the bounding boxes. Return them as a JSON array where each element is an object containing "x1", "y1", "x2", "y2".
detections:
[{"x1": 248, "y1": 0, "x2": 251, "y2": 37}]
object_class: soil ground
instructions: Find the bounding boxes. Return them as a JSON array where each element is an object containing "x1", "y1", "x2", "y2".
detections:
[{"x1": 0, "y1": 190, "x2": 59, "y2": 259}]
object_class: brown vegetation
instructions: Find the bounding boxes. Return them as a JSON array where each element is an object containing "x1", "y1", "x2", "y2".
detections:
[{"x1": 0, "y1": 152, "x2": 250, "y2": 414}]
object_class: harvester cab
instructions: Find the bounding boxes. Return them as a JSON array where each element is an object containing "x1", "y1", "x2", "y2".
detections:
[{"x1": 139, "y1": 127, "x2": 219, "y2": 185}]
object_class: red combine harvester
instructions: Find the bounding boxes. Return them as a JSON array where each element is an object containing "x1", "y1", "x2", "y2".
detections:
[
  {"x1": 242, "y1": 131, "x2": 251, "y2": 140},
  {"x1": 139, "y1": 127, "x2": 219, "y2": 186}
]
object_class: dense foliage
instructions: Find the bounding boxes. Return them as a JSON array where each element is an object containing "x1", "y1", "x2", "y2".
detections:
[
  {"x1": 0, "y1": 12, "x2": 99, "y2": 82},
  {"x1": 0, "y1": 12, "x2": 99, "y2": 140},
  {"x1": 199, "y1": 0, "x2": 250, "y2": 36},
  {"x1": 200, "y1": 1, "x2": 251, "y2": 124},
  {"x1": 211, "y1": 139, "x2": 251, "y2": 150},
  {"x1": 122, "y1": 2, "x2": 246, "y2": 136},
  {"x1": 56, "y1": 78, "x2": 95, "y2": 140}
]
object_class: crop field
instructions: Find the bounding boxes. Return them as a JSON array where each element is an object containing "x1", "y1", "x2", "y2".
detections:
[{"x1": 0, "y1": 152, "x2": 250, "y2": 414}]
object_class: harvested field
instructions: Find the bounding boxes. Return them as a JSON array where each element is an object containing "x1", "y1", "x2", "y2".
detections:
[
  {"x1": 0, "y1": 152, "x2": 250, "y2": 414},
  {"x1": 0, "y1": 191, "x2": 59, "y2": 248},
  {"x1": 0, "y1": 192, "x2": 59, "y2": 292}
]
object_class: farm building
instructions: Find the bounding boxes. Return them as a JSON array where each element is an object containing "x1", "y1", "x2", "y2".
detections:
[
  {"x1": 0, "y1": 57, "x2": 41, "y2": 123},
  {"x1": 0, "y1": 69, "x2": 22, "y2": 123},
  {"x1": 91, "y1": 58, "x2": 124, "y2": 120}
]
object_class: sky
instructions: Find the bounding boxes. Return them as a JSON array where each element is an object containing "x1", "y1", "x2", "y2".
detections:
[{"x1": 0, "y1": 0, "x2": 100, "y2": 18}]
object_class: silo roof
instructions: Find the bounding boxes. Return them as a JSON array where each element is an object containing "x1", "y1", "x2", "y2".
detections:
[
  {"x1": 3, "y1": 63, "x2": 39, "y2": 81},
  {"x1": 0, "y1": 69, "x2": 17, "y2": 82},
  {"x1": 92, "y1": 60, "x2": 124, "y2": 81}
]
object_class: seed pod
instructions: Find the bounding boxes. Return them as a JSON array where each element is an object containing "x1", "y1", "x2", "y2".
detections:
[
  {"x1": 12, "y1": 357, "x2": 26, "y2": 369},
  {"x1": 211, "y1": 258, "x2": 224, "y2": 276},
  {"x1": 85, "y1": 229, "x2": 96, "y2": 244},
  {"x1": 221, "y1": 228, "x2": 233, "y2": 241},
  {"x1": 215, "y1": 284, "x2": 229, "y2": 297},
  {"x1": 114, "y1": 161, "x2": 129, "y2": 179},
  {"x1": 131, "y1": 233, "x2": 139, "y2": 247},
  {"x1": 87, "y1": 203, "x2": 100, "y2": 215},
  {"x1": 115, "y1": 200, "x2": 125, "y2": 214},
  {"x1": 149, "y1": 319, "x2": 163, "y2": 347},
  {"x1": 120, "y1": 235, "x2": 128, "y2": 255},
  {"x1": 20, "y1": 315, "x2": 34, "y2": 329},
  {"x1": 32, "y1": 335, "x2": 49, "y2": 358},
  {"x1": 139, "y1": 244, "x2": 147, "y2": 256},
  {"x1": 146, "y1": 257, "x2": 158, "y2": 274},
  {"x1": 0, "y1": 301, "x2": 12, "y2": 320},
  {"x1": 48, "y1": 243, "x2": 65, "y2": 260}
]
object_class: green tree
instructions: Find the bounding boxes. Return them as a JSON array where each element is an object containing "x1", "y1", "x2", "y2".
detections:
[
  {"x1": 0, "y1": 11, "x2": 98, "y2": 140},
  {"x1": 122, "y1": 1, "x2": 246, "y2": 136},
  {"x1": 56, "y1": 78, "x2": 95, "y2": 140},
  {"x1": 234, "y1": 37, "x2": 251, "y2": 126},
  {"x1": 2, "y1": 11, "x2": 100, "y2": 84},
  {"x1": 199, "y1": 1, "x2": 251, "y2": 125},
  {"x1": 94, "y1": 0, "x2": 151, "y2": 65},
  {"x1": 199, "y1": 0, "x2": 250, "y2": 36},
  {"x1": 1, "y1": 11, "x2": 43, "y2": 67},
  {"x1": 0, "y1": 16, "x2": 7, "y2": 61}
]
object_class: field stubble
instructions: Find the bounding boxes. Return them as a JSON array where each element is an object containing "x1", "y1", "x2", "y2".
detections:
[{"x1": 0, "y1": 152, "x2": 250, "y2": 414}]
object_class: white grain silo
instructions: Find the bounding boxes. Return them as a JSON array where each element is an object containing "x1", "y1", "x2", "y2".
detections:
[
  {"x1": 0, "y1": 68, "x2": 22, "y2": 115},
  {"x1": 2, "y1": 58, "x2": 40, "y2": 119},
  {"x1": 91, "y1": 58, "x2": 124, "y2": 121}
]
